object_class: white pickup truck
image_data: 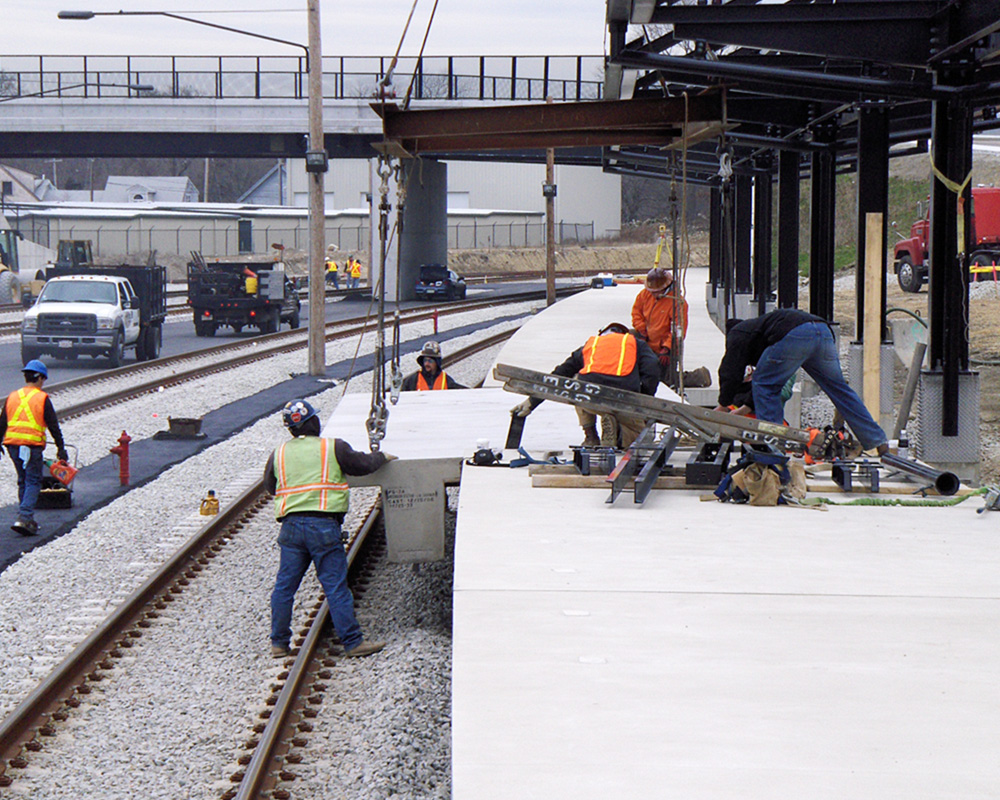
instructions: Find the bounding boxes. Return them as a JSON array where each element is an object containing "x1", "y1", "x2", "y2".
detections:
[{"x1": 21, "y1": 266, "x2": 167, "y2": 367}]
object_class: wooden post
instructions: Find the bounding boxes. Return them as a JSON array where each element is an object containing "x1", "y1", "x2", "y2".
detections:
[{"x1": 863, "y1": 212, "x2": 883, "y2": 418}]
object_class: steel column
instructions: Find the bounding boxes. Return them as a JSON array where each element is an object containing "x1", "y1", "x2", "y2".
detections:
[
  {"x1": 752, "y1": 160, "x2": 773, "y2": 315},
  {"x1": 735, "y1": 173, "x2": 753, "y2": 293},
  {"x1": 777, "y1": 149, "x2": 800, "y2": 308},
  {"x1": 855, "y1": 105, "x2": 890, "y2": 340},
  {"x1": 928, "y1": 75, "x2": 973, "y2": 436},
  {"x1": 809, "y1": 124, "x2": 836, "y2": 320},
  {"x1": 709, "y1": 186, "x2": 722, "y2": 296}
]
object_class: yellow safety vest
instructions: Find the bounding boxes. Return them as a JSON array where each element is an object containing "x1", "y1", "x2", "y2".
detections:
[
  {"x1": 580, "y1": 333, "x2": 637, "y2": 377},
  {"x1": 350, "y1": 260, "x2": 362, "y2": 278},
  {"x1": 273, "y1": 437, "x2": 349, "y2": 518},
  {"x1": 4, "y1": 386, "x2": 48, "y2": 447}
]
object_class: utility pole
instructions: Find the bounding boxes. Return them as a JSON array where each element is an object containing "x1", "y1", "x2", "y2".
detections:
[
  {"x1": 544, "y1": 99, "x2": 556, "y2": 306},
  {"x1": 306, "y1": 0, "x2": 327, "y2": 375}
]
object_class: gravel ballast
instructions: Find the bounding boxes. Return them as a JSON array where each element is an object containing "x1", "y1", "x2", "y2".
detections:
[{"x1": 0, "y1": 303, "x2": 525, "y2": 797}]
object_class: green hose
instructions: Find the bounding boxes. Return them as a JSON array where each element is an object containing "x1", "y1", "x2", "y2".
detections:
[{"x1": 806, "y1": 486, "x2": 987, "y2": 507}]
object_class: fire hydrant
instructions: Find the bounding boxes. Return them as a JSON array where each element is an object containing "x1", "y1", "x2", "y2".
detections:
[{"x1": 110, "y1": 430, "x2": 132, "y2": 486}]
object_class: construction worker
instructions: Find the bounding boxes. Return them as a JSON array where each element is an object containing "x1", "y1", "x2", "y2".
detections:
[
  {"x1": 0, "y1": 359, "x2": 68, "y2": 536},
  {"x1": 348, "y1": 255, "x2": 363, "y2": 288},
  {"x1": 263, "y1": 399, "x2": 395, "y2": 659},
  {"x1": 324, "y1": 246, "x2": 340, "y2": 289},
  {"x1": 402, "y1": 341, "x2": 467, "y2": 391},
  {"x1": 511, "y1": 322, "x2": 660, "y2": 448},
  {"x1": 631, "y1": 267, "x2": 710, "y2": 388},
  {"x1": 714, "y1": 309, "x2": 889, "y2": 454}
]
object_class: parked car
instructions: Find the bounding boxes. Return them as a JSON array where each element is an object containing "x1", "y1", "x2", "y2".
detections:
[{"x1": 415, "y1": 264, "x2": 467, "y2": 300}]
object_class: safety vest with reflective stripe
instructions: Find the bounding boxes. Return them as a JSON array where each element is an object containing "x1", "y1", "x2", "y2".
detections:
[
  {"x1": 416, "y1": 371, "x2": 449, "y2": 391},
  {"x1": 580, "y1": 333, "x2": 637, "y2": 377},
  {"x1": 3, "y1": 386, "x2": 48, "y2": 447},
  {"x1": 273, "y1": 437, "x2": 349, "y2": 519}
]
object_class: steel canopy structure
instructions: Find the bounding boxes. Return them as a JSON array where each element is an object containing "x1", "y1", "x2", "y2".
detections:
[{"x1": 602, "y1": 0, "x2": 1000, "y2": 467}]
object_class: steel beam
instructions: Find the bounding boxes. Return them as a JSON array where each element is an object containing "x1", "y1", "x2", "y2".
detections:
[{"x1": 373, "y1": 94, "x2": 725, "y2": 154}]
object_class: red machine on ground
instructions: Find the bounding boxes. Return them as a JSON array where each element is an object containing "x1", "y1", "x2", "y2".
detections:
[{"x1": 893, "y1": 186, "x2": 1000, "y2": 292}]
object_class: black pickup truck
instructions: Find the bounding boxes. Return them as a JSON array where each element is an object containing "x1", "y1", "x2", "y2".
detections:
[{"x1": 187, "y1": 255, "x2": 301, "y2": 336}]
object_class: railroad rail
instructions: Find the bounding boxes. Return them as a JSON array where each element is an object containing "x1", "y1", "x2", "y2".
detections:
[
  {"x1": 46, "y1": 285, "x2": 583, "y2": 417},
  {"x1": 0, "y1": 325, "x2": 504, "y2": 791}
]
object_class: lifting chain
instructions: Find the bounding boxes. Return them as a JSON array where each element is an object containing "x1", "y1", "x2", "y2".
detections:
[{"x1": 366, "y1": 154, "x2": 395, "y2": 451}]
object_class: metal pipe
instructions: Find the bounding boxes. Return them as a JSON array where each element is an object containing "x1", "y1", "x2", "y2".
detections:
[
  {"x1": 881, "y1": 452, "x2": 960, "y2": 496},
  {"x1": 893, "y1": 341, "x2": 925, "y2": 439}
]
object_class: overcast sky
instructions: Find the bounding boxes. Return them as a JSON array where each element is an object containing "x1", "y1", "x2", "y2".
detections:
[{"x1": 8, "y1": 1, "x2": 608, "y2": 57}]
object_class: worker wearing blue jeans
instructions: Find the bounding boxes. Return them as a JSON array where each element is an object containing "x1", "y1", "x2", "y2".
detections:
[
  {"x1": 263, "y1": 398, "x2": 396, "y2": 658},
  {"x1": 717, "y1": 310, "x2": 888, "y2": 453}
]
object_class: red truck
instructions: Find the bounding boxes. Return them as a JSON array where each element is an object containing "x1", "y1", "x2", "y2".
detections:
[{"x1": 893, "y1": 186, "x2": 1000, "y2": 292}]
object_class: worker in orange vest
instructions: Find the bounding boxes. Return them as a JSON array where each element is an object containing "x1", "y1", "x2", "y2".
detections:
[
  {"x1": 348, "y1": 256, "x2": 363, "y2": 288},
  {"x1": 401, "y1": 341, "x2": 467, "y2": 391},
  {"x1": 0, "y1": 360, "x2": 69, "y2": 536},
  {"x1": 511, "y1": 322, "x2": 660, "y2": 448}
]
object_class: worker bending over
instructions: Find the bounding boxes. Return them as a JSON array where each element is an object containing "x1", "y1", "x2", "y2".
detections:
[
  {"x1": 512, "y1": 322, "x2": 660, "y2": 448},
  {"x1": 263, "y1": 399, "x2": 394, "y2": 659},
  {"x1": 714, "y1": 309, "x2": 888, "y2": 454},
  {"x1": 402, "y1": 341, "x2": 467, "y2": 391}
]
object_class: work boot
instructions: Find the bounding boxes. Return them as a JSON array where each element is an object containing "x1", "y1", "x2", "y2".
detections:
[
  {"x1": 11, "y1": 518, "x2": 38, "y2": 536},
  {"x1": 270, "y1": 644, "x2": 290, "y2": 658},
  {"x1": 683, "y1": 366, "x2": 712, "y2": 388},
  {"x1": 580, "y1": 425, "x2": 600, "y2": 448},
  {"x1": 345, "y1": 640, "x2": 386, "y2": 658}
]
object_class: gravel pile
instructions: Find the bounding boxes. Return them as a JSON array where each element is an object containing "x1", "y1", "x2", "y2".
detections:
[{"x1": 0, "y1": 303, "x2": 525, "y2": 797}]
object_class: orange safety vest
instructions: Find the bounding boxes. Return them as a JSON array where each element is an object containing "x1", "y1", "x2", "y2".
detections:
[
  {"x1": 580, "y1": 333, "x2": 637, "y2": 377},
  {"x1": 349, "y1": 260, "x2": 362, "y2": 278},
  {"x1": 4, "y1": 386, "x2": 48, "y2": 447},
  {"x1": 416, "y1": 371, "x2": 449, "y2": 391}
]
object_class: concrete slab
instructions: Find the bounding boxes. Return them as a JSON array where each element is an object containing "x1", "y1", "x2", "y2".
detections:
[
  {"x1": 448, "y1": 269, "x2": 998, "y2": 799},
  {"x1": 452, "y1": 465, "x2": 1000, "y2": 799}
]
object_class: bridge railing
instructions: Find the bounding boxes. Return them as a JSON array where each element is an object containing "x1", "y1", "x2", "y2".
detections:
[{"x1": 0, "y1": 54, "x2": 604, "y2": 102}]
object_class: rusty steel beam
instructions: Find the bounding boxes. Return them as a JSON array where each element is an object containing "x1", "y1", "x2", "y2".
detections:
[{"x1": 372, "y1": 93, "x2": 725, "y2": 153}]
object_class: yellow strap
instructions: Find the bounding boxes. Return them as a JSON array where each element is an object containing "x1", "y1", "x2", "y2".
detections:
[{"x1": 929, "y1": 153, "x2": 972, "y2": 196}]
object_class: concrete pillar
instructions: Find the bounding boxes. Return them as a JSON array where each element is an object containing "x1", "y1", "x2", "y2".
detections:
[{"x1": 399, "y1": 158, "x2": 448, "y2": 301}]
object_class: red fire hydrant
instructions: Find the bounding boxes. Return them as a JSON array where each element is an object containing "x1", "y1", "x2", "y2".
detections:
[{"x1": 110, "y1": 430, "x2": 132, "y2": 486}]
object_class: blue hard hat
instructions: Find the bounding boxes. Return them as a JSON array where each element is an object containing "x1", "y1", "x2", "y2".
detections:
[
  {"x1": 22, "y1": 359, "x2": 48, "y2": 378},
  {"x1": 282, "y1": 399, "x2": 318, "y2": 429}
]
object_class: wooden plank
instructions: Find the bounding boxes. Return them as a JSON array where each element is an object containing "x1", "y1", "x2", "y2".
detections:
[{"x1": 863, "y1": 212, "x2": 883, "y2": 419}]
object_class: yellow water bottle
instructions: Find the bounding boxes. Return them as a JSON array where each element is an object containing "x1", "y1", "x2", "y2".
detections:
[{"x1": 200, "y1": 489, "x2": 220, "y2": 516}]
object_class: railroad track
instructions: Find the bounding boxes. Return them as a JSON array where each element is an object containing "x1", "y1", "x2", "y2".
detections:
[
  {"x1": 0, "y1": 328, "x2": 499, "y2": 794},
  {"x1": 46, "y1": 285, "x2": 581, "y2": 418},
  {"x1": 0, "y1": 480, "x2": 383, "y2": 795}
]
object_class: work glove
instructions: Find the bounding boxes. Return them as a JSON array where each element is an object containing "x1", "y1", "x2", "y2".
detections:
[
  {"x1": 511, "y1": 398, "x2": 535, "y2": 417},
  {"x1": 807, "y1": 426, "x2": 850, "y2": 462},
  {"x1": 57, "y1": 448, "x2": 69, "y2": 463}
]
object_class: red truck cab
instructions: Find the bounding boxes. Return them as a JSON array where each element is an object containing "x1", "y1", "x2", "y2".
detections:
[{"x1": 892, "y1": 187, "x2": 1000, "y2": 292}]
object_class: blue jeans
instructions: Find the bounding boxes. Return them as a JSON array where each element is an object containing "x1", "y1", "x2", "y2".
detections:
[
  {"x1": 7, "y1": 444, "x2": 44, "y2": 520},
  {"x1": 752, "y1": 322, "x2": 887, "y2": 450},
  {"x1": 270, "y1": 514, "x2": 363, "y2": 651}
]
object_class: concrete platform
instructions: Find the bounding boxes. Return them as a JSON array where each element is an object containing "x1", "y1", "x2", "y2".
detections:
[{"x1": 331, "y1": 272, "x2": 999, "y2": 798}]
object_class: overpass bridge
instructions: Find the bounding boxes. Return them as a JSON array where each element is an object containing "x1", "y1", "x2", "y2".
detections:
[{"x1": 0, "y1": 53, "x2": 604, "y2": 160}]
